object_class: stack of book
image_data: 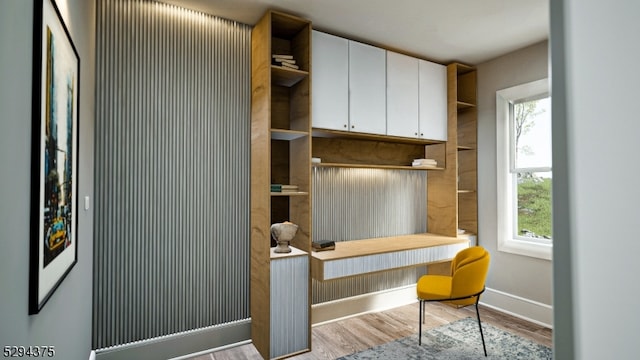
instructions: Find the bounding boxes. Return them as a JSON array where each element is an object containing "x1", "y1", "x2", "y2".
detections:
[
  {"x1": 270, "y1": 184, "x2": 299, "y2": 193},
  {"x1": 312, "y1": 240, "x2": 335, "y2": 252},
  {"x1": 272, "y1": 54, "x2": 299, "y2": 69},
  {"x1": 412, "y1": 158, "x2": 438, "y2": 168}
]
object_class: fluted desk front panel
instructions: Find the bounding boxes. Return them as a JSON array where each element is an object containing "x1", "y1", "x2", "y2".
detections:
[
  {"x1": 323, "y1": 242, "x2": 467, "y2": 280},
  {"x1": 311, "y1": 234, "x2": 470, "y2": 281}
]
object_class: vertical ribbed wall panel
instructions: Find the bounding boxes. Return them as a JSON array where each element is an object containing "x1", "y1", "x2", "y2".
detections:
[
  {"x1": 312, "y1": 167, "x2": 427, "y2": 303},
  {"x1": 94, "y1": 0, "x2": 251, "y2": 349},
  {"x1": 312, "y1": 267, "x2": 426, "y2": 304},
  {"x1": 313, "y1": 167, "x2": 427, "y2": 241},
  {"x1": 270, "y1": 255, "x2": 309, "y2": 358}
]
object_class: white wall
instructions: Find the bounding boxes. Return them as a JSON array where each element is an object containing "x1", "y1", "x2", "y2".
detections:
[
  {"x1": 551, "y1": 0, "x2": 640, "y2": 359},
  {"x1": 476, "y1": 41, "x2": 553, "y2": 326},
  {"x1": 0, "y1": 1, "x2": 95, "y2": 359}
]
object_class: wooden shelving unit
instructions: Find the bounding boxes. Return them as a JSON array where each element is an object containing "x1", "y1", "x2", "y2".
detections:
[
  {"x1": 251, "y1": 9, "x2": 312, "y2": 359},
  {"x1": 255, "y1": 17, "x2": 477, "y2": 343},
  {"x1": 426, "y1": 63, "x2": 478, "y2": 239},
  {"x1": 456, "y1": 64, "x2": 478, "y2": 236}
]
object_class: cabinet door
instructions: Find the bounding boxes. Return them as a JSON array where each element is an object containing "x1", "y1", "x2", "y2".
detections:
[
  {"x1": 270, "y1": 253, "x2": 309, "y2": 358},
  {"x1": 312, "y1": 31, "x2": 349, "y2": 131},
  {"x1": 386, "y1": 51, "x2": 419, "y2": 138},
  {"x1": 419, "y1": 59, "x2": 447, "y2": 141},
  {"x1": 349, "y1": 41, "x2": 386, "y2": 135}
]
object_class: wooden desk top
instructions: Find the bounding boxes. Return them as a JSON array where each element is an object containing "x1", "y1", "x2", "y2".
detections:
[{"x1": 311, "y1": 233, "x2": 469, "y2": 261}]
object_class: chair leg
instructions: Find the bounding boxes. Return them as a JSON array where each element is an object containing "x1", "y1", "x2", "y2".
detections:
[
  {"x1": 418, "y1": 299, "x2": 423, "y2": 346},
  {"x1": 474, "y1": 299, "x2": 487, "y2": 357}
]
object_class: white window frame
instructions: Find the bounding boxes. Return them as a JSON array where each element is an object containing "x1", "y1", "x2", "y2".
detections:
[{"x1": 496, "y1": 78, "x2": 552, "y2": 260}]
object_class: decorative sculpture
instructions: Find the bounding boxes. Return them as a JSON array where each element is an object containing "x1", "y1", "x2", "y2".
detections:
[{"x1": 270, "y1": 221, "x2": 298, "y2": 253}]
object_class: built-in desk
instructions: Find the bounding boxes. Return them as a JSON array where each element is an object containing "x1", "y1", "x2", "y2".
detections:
[{"x1": 311, "y1": 233, "x2": 469, "y2": 281}]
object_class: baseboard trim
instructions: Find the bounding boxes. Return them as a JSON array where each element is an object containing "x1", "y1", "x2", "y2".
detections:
[
  {"x1": 481, "y1": 287, "x2": 553, "y2": 329},
  {"x1": 94, "y1": 319, "x2": 251, "y2": 360},
  {"x1": 312, "y1": 285, "x2": 418, "y2": 326},
  {"x1": 311, "y1": 285, "x2": 553, "y2": 330},
  {"x1": 91, "y1": 288, "x2": 551, "y2": 358}
]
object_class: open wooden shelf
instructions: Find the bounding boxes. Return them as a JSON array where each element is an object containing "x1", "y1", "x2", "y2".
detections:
[
  {"x1": 457, "y1": 189, "x2": 476, "y2": 194},
  {"x1": 271, "y1": 128, "x2": 308, "y2": 140},
  {"x1": 272, "y1": 65, "x2": 309, "y2": 87},
  {"x1": 312, "y1": 135, "x2": 444, "y2": 172},
  {"x1": 456, "y1": 63, "x2": 475, "y2": 75},
  {"x1": 270, "y1": 191, "x2": 309, "y2": 196},
  {"x1": 312, "y1": 163, "x2": 443, "y2": 171},
  {"x1": 457, "y1": 101, "x2": 476, "y2": 110}
]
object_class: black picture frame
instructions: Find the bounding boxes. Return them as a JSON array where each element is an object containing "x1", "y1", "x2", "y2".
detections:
[{"x1": 29, "y1": 0, "x2": 80, "y2": 315}]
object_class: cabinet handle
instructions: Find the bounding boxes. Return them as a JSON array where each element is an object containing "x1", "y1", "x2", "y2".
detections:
[
  {"x1": 351, "y1": 125, "x2": 355, "y2": 129},
  {"x1": 420, "y1": 133, "x2": 424, "y2": 136},
  {"x1": 344, "y1": 124, "x2": 347, "y2": 128}
]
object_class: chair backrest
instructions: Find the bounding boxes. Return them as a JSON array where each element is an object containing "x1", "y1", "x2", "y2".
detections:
[{"x1": 449, "y1": 246, "x2": 490, "y2": 303}]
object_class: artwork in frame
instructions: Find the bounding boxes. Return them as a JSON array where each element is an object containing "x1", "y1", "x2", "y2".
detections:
[{"x1": 29, "y1": 0, "x2": 80, "y2": 314}]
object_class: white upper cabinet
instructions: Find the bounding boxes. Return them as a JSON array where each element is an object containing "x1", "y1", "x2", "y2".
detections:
[
  {"x1": 348, "y1": 40, "x2": 387, "y2": 135},
  {"x1": 386, "y1": 51, "x2": 419, "y2": 138},
  {"x1": 312, "y1": 31, "x2": 446, "y2": 140},
  {"x1": 312, "y1": 31, "x2": 349, "y2": 131},
  {"x1": 419, "y1": 59, "x2": 447, "y2": 141}
]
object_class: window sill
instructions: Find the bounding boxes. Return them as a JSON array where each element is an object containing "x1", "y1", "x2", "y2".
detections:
[{"x1": 498, "y1": 238, "x2": 552, "y2": 260}]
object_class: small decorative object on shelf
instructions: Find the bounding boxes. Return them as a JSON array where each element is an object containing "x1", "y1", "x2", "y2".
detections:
[
  {"x1": 312, "y1": 240, "x2": 335, "y2": 252},
  {"x1": 271, "y1": 221, "x2": 299, "y2": 253}
]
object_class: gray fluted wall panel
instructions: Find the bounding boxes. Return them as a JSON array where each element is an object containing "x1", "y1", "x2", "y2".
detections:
[
  {"x1": 312, "y1": 268, "x2": 426, "y2": 304},
  {"x1": 312, "y1": 167, "x2": 428, "y2": 303},
  {"x1": 94, "y1": 0, "x2": 251, "y2": 349},
  {"x1": 271, "y1": 255, "x2": 309, "y2": 358},
  {"x1": 313, "y1": 167, "x2": 427, "y2": 241}
]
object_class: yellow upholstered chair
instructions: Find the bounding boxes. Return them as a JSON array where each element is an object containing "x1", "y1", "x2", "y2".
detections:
[{"x1": 416, "y1": 246, "x2": 491, "y2": 356}]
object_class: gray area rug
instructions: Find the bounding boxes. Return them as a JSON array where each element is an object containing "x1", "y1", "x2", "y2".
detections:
[{"x1": 337, "y1": 317, "x2": 551, "y2": 359}]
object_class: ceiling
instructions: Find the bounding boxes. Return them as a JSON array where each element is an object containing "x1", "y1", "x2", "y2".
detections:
[{"x1": 163, "y1": 0, "x2": 549, "y2": 65}]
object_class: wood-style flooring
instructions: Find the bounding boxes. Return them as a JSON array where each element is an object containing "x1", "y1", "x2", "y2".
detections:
[{"x1": 189, "y1": 302, "x2": 552, "y2": 360}]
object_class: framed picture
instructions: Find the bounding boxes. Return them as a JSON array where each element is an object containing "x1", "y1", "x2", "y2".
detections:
[{"x1": 29, "y1": 0, "x2": 80, "y2": 314}]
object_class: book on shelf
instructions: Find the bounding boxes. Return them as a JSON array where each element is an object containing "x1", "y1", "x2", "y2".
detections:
[
  {"x1": 411, "y1": 158, "x2": 438, "y2": 168},
  {"x1": 312, "y1": 240, "x2": 335, "y2": 249},
  {"x1": 271, "y1": 184, "x2": 299, "y2": 192},
  {"x1": 279, "y1": 62, "x2": 299, "y2": 70},
  {"x1": 272, "y1": 53, "x2": 302, "y2": 70},
  {"x1": 272, "y1": 54, "x2": 294, "y2": 59},
  {"x1": 274, "y1": 58, "x2": 296, "y2": 64},
  {"x1": 312, "y1": 245, "x2": 335, "y2": 252},
  {"x1": 312, "y1": 240, "x2": 335, "y2": 252}
]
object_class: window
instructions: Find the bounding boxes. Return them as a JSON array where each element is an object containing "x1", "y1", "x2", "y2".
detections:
[{"x1": 496, "y1": 79, "x2": 552, "y2": 260}]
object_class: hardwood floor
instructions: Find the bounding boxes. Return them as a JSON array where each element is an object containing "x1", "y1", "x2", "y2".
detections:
[{"x1": 189, "y1": 302, "x2": 552, "y2": 360}]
